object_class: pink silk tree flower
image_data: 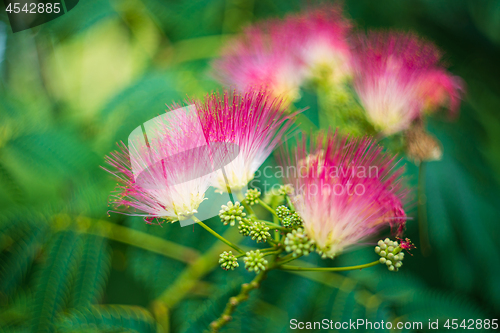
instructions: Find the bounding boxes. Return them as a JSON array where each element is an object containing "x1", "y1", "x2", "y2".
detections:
[
  {"x1": 352, "y1": 32, "x2": 463, "y2": 135},
  {"x1": 103, "y1": 106, "x2": 218, "y2": 223},
  {"x1": 279, "y1": 130, "x2": 407, "y2": 258},
  {"x1": 196, "y1": 89, "x2": 294, "y2": 194},
  {"x1": 212, "y1": 21, "x2": 305, "y2": 102},
  {"x1": 282, "y1": 4, "x2": 352, "y2": 85}
]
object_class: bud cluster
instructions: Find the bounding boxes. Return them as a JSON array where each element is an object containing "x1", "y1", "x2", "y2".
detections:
[
  {"x1": 284, "y1": 228, "x2": 315, "y2": 257},
  {"x1": 243, "y1": 250, "x2": 268, "y2": 273},
  {"x1": 245, "y1": 189, "x2": 261, "y2": 206},
  {"x1": 219, "y1": 201, "x2": 246, "y2": 226},
  {"x1": 248, "y1": 221, "x2": 271, "y2": 243},
  {"x1": 375, "y1": 238, "x2": 405, "y2": 272},
  {"x1": 219, "y1": 251, "x2": 239, "y2": 271},
  {"x1": 275, "y1": 205, "x2": 303, "y2": 228}
]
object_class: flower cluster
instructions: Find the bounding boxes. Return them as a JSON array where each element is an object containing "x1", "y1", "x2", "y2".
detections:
[{"x1": 213, "y1": 5, "x2": 464, "y2": 161}]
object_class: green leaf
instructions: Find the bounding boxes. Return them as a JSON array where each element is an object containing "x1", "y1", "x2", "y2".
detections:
[
  {"x1": 56, "y1": 305, "x2": 156, "y2": 333},
  {"x1": 0, "y1": 224, "x2": 45, "y2": 298},
  {"x1": 30, "y1": 231, "x2": 84, "y2": 333},
  {"x1": 71, "y1": 235, "x2": 111, "y2": 308}
]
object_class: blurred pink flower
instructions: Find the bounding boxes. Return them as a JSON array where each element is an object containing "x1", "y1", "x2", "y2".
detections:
[
  {"x1": 279, "y1": 130, "x2": 407, "y2": 258},
  {"x1": 352, "y1": 32, "x2": 464, "y2": 135},
  {"x1": 282, "y1": 4, "x2": 352, "y2": 85},
  {"x1": 212, "y1": 4, "x2": 352, "y2": 100},
  {"x1": 212, "y1": 23, "x2": 304, "y2": 102},
  {"x1": 196, "y1": 89, "x2": 294, "y2": 193}
]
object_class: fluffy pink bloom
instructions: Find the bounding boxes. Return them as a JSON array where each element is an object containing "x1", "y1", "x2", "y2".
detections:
[
  {"x1": 212, "y1": 5, "x2": 352, "y2": 100},
  {"x1": 279, "y1": 131, "x2": 407, "y2": 258},
  {"x1": 352, "y1": 32, "x2": 463, "y2": 135},
  {"x1": 212, "y1": 23, "x2": 304, "y2": 102},
  {"x1": 281, "y1": 5, "x2": 352, "y2": 84},
  {"x1": 103, "y1": 108, "x2": 218, "y2": 222},
  {"x1": 196, "y1": 89, "x2": 294, "y2": 193}
]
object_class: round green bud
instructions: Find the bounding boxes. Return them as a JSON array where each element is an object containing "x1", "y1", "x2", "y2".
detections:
[
  {"x1": 245, "y1": 189, "x2": 261, "y2": 206},
  {"x1": 248, "y1": 221, "x2": 271, "y2": 243},
  {"x1": 388, "y1": 253, "x2": 394, "y2": 260},
  {"x1": 243, "y1": 250, "x2": 268, "y2": 273},
  {"x1": 375, "y1": 246, "x2": 381, "y2": 253},
  {"x1": 380, "y1": 251, "x2": 387, "y2": 257},
  {"x1": 388, "y1": 265, "x2": 395, "y2": 271},
  {"x1": 219, "y1": 201, "x2": 246, "y2": 226},
  {"x1": 276, "y1": 205, "x2": 291, "y2": 219},
  {"x1": 219, "y1": 251, "x2": 239, "y2": 271},
  {"x1": 386, "y1": 260, "x2": 392, "y2": 266},
  {"x1": 387, "y1": 246, "x2": 394, "y2": 253},
  {"x1": 379, "y1": 257, "x2": 386, "y2": 264},
  {"x1": 284, "y1": 228, "x2": 315, "y2": 257}
]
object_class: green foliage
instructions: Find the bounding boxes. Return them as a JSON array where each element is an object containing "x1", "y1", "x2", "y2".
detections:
[
  {"x1": 31, "y1": 231, "x2": 84, "y2": 333},
  {"x1": 56, "y1": 305, "x2": 157, "y2": 333},
  {"x1": 71, "y1": 235, "x2": 112, "y2": 308}
]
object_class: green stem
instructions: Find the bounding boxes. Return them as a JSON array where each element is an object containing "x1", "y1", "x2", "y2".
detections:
[
  {"x1": 79, "y1": 218, "x2": 200, "y2": 264},
  {"x1": 260, "y1": 221, "x2": 288, "y2": 232},
  {"x1": 276, "y1": 253, "x2": 302, "y2": 266},
  {"x1": 193, "y1": 217, "x2": 244, "y2": 254},
  {"x1": 279, "y1": 260, "x2": 380, "y2": 272},
  {"x1": 209, "y1": 270, "x2": 268, "y2": 332},
  {"x1": 257, "y1": 199, "x2": 280, "y2": 219},
  {"x1": 157, "y1": 227, "x2": 242, "y2": 307},
  {"x1": 241, "y1": 199, "x2": 256, "y2": 217},
  {"x1": 285, "y1": 195, "x2": 295, "y2": 211},
  {"x1": 210, "y1": 251, "x2": 281, "y2": 332},
  {"x1": 418, "y1": 162, "x2": 431, "y2": 256}
]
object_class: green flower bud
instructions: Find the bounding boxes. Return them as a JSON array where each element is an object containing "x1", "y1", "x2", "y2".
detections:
[
  {"x1": 282, "y1": 212, "x2": 303, "y2": 228},
  {"x1": 284, "y1": 228, "x2": 315, "y2": 257},
  {"x1": 376, "y1": 238, "x2": 406, "y2": 272},
  {"x1": 243, "y1": 250, "x2": 268, "y2": 273},
  {"x1": 248, "y1": 221, "x2": 271, "y2": 243},
  {"x1": 219, "y1": 201, "x2": 246, "y2": 226},
  {"x1": 245, "y1": 189, "x2": 261, "y2": 206},
  {"x1": 219, "y1": 251, "x2": 239, "y2": 271},
  {"x1": 276, "y1": 205, "x2": 291, "y2": 219},
  {"x1": 238, "y1": 219, "x2": 252, "y2": 236}
]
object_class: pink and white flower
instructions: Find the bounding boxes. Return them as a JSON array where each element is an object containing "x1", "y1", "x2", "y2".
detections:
[
  {"x1": 103, "y1": 106, "x2": 217, "y2": 223},
  {"x1": 212, "y1": 23, "x2": 304, "y2": 102},
  {"x1": 352, "y1": 32, "x2": 463, "y2": 135},
  {"x1": 196, "y1": 89, "x2": 294, "y2": 194},
  {"x1": 282, "y1": 5, "x2": 352, "y2": 85},
  {"x1": 279, "y1": 131, "x2": 407, "y2": 258}
]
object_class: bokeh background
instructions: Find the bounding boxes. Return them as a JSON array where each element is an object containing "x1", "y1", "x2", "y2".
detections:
[{"x1": 1, "y1": 0, "x2": 499, "y2": 332}]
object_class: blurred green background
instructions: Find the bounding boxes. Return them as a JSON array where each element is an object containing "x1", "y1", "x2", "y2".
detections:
[{"x1": 0, "y1": 0, "x2": 499, "y2": 332}]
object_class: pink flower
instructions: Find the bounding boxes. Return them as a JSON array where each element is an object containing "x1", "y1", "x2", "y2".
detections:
[
  {"x1": 281, "y1": 5, "x2": 352, "y2": 85},
  {"x1": 212, "y1": 23, "x2": 304, "y2": 102},
  {"x1": 103, "y1": 107, "x2": 218, "y2": 222},
  {"x1": 196, "y1": 89, "x2": 294, "y2": 193},
  {"x1": 279, "y1": 131, "x2": 407, "y2": 258},
  {"x1": 352, "y1": 32, "x2": 463, "y2": 135}
]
